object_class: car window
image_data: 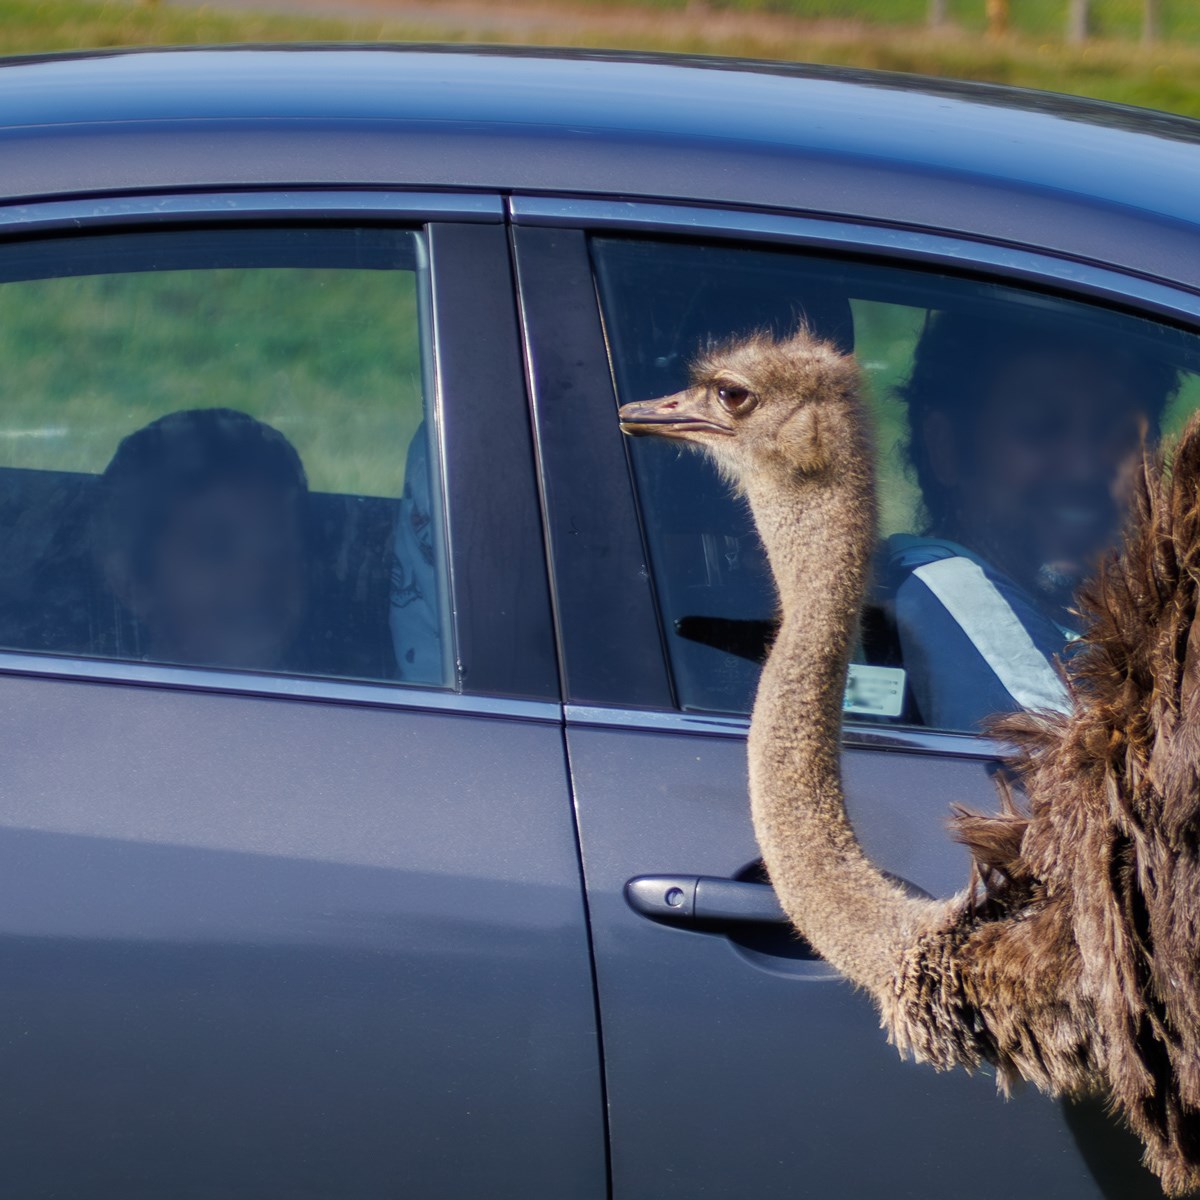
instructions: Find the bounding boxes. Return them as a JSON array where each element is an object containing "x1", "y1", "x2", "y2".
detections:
[
  {"x1": 592, "y1": 234, "x2": 1200, "y2": 733},
  {"x1": 0, "y1": 226, "x2": 452, "y2": 687}
]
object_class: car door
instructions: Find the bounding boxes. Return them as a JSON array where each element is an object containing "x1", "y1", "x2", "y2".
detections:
[
  {"x1": 0, "y1": 195, "x2": 605, "y2": 1199},
  {"x1": 513, "y1": 200, "x2": 1200, "y2": 1198}
]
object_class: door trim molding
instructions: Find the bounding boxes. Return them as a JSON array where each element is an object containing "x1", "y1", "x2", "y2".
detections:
[
  {"x1": 510, "y1": 194, "x2": 1200, "y2": 325},
  {"x1": 0, "y1": 649, "x2": 561, "y2": 722},
  {"x1": 565, "y1": 703, "x2": 1002, "y2": 759},
  {"x1": 0, "y1": 190, "x2": 503, "y2": 234}
]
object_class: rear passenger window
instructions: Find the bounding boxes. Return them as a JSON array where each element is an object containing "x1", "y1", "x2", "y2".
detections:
[
  {"x1": 592, "y1": 235, "x2": 1200, "y2": 733},
  {"x1": 0, "y1": 226, "x2": 451, "y2": 687}
]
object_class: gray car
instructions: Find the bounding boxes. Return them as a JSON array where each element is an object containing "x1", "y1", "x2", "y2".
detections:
[{"x1": 0, "y1": 43, "x2": 1197, "y2": 1198}]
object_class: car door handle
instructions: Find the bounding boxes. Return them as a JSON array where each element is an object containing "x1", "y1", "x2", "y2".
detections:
[
  {"x1": 625, "y1": 871, "x2": 933, "y2": 928},
  {"x1": 625, "y1": 874, "x2": 788, "y2": 926}
]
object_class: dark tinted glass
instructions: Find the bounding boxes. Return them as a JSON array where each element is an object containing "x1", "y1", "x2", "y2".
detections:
[
  {"x1": 592, "y1": 234, "x2": 1200, "y2": 732},
  {"x1": 0, "y1": 227, "x2": 450, "y2": 686}
]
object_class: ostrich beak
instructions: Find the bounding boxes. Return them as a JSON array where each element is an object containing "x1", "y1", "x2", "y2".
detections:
[{"x1": 618, "y1": 388, "x2": 734, "y2": 441}]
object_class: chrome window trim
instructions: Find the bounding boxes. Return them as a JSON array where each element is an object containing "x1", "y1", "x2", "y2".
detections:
[
  {"x1": 565, "y1": 704, "x2": 1003, "y2": 759},
  {"x1": 0, "y1": 650, "x2": 560, "y2": 722},
  {"x1": 509, "y1": 195, "x2": 1200, "y2": 325},
  {"x1": 0, "y1": 190, "x2": 503, "y2": 234}
]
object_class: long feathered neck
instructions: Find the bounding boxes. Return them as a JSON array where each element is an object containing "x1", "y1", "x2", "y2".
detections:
[{"x1": 743, "y1": 424, "x2": 925, "y2": 994}]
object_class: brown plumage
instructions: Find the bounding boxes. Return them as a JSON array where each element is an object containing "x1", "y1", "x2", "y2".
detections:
[{"x1": 619, "y1": 327, "x2": 1200, "y2": 1196}]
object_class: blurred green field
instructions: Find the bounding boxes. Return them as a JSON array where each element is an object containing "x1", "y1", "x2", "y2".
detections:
[
  {"x1": 566, "y1": 0, "x2": 1200, "y2": 43},
  {"x1": 2, "y1": 255, "x2": 1194, "y2": 550},
  {"x1": 1, "y1": 0, "x2": 1200, "y2": 117},
  {"x1": 0, "y1": 254, "x2": 920, "y2": 526},
  {"x1": 0, "y1": 0, "x2": 362, "y2": 51},
  {"x1": 0, "y1": 267, "x2": 426, "y2": 497},
  {"x1": 851, "y1": 300, "x2": 925, "y2": 536},
  {"x1": 9, "y1": 256, "x2": 1188, "y2": 530}
]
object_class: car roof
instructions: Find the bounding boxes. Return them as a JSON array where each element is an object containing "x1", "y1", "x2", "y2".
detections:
[{"x1": 3, "y1": 45, "x2": 1200, "y2": 291}]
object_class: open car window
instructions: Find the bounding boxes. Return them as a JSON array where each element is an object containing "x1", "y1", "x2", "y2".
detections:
[
  {"x1": 0, "y1": 226, "x2": 452, "y2": 688},
  {"x1": 592, "y1": 234, "x2": 1200, "y2": 734}
]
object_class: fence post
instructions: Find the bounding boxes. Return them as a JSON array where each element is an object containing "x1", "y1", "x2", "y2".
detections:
[
  {"x1": 986, "y1": 0, "x2": 1009, "y2": 38},
  {"x1": 1066, "y1": 0, "x2": 1090, "y2": 43},
  {"x1": 1143, "y1": 0, "x2": 1162, "y2": 44}
]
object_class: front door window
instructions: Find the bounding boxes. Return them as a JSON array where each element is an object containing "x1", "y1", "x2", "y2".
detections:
[{"x1": 592, "y1": 234, "x2": 1200, "y2": 733}]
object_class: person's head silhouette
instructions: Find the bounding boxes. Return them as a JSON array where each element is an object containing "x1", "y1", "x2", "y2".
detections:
[{"x1": 94, "y1": 408, "x2": 309, "y2": 671}]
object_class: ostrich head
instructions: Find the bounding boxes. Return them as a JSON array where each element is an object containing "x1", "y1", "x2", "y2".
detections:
[{"x1": 618, "y1": 328, "x2": 865, "y2": 488}]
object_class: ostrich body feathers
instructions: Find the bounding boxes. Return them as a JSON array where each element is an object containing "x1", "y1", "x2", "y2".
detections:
[{"x1": 940, "y1": 416, "x2": 1200, "y2": 1194}]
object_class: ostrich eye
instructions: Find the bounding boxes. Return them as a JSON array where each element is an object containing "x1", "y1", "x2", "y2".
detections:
[{"x1": 716, "y1": 383, "x2": 757, "y2": 415}]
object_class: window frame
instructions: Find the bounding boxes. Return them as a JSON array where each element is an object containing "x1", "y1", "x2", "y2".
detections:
[
  {"x1": 512, "y1": 194, "x2": 1200, "y2": 757},
  {"x1": 0, "y1": 190, "x2": 560, "y2": 717}
]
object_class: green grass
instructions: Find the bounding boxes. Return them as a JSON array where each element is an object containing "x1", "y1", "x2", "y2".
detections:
[
  {"x1": 852, "y1": 299, "x2": 926, "y2": 536},
  {"x1": 0, "y1": 1, "x2": 377, "y2": 52},
  {"x1": 561, "y1": 0, "x2": 1200, "y2": 42},
  {"x1": 0, "y1": 0, "x2": 1199, "y2": 118},
  {"x1": 0, "y1": 265, "x2": 426, "y2": 497}
]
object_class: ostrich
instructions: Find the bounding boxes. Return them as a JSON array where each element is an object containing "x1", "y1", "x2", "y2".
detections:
[{"x1": 619, "y1": 327, "x2": 1200, "y2": 1196}]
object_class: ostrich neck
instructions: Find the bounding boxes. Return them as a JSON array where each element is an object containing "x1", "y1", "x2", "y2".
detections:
[{"x1": 744, "y1": 461, "x2": 920, "y2": 994}]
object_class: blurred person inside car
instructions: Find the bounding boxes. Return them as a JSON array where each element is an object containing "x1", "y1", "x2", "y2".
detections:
[
  {"x1": 885, "y1": 309, "x2": 1180, "y2": 730},
  {"x1": 93, "y1": 407, "x2": 310, "y2": 673}
]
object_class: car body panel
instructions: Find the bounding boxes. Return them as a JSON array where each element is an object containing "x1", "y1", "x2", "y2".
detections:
[
  {"x1": 2, "y1": 48, "x2": 1200, "y2": 292},
  {"x1": 0, "y1": 673, "x2": 604, "y2": 1198}
]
